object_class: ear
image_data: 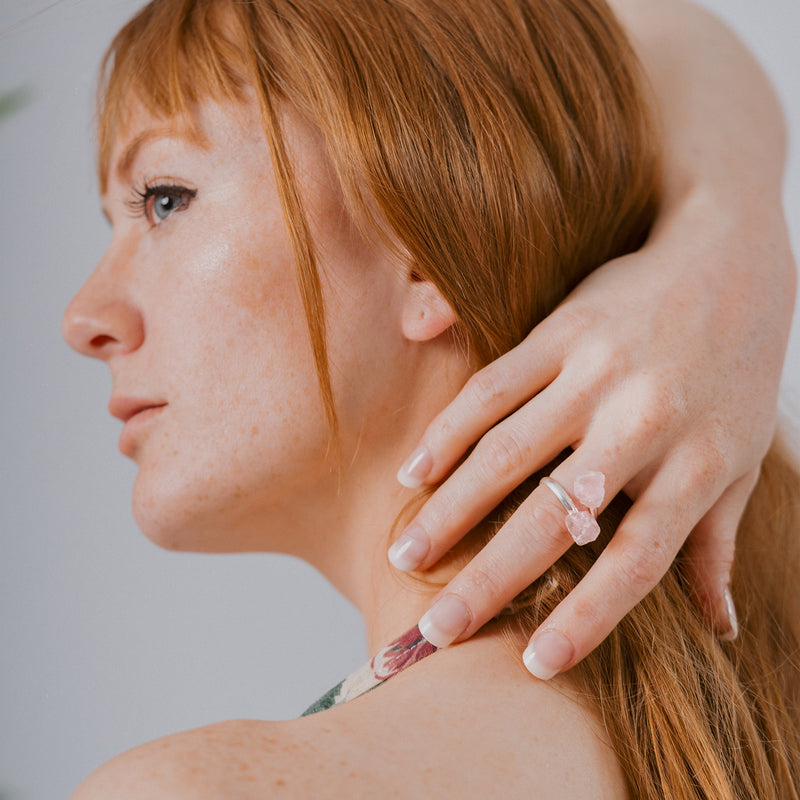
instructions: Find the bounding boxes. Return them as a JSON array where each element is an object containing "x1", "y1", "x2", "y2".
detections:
[{"x1": 401, "y1": 279, "x2": 459, "y2": 342}]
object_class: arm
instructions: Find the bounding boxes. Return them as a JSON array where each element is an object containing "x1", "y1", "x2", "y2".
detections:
[
  {"x1": 390, "y1": 0, "x2": 796, "y2": 675},
  {"x1": 614, "y1": 0, "x2": 788, "y2": 204}
]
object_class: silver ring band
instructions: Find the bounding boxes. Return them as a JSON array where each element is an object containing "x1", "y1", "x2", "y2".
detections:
[{"x1": 540, "y1": 477, "x2": 577, "y2": 514}]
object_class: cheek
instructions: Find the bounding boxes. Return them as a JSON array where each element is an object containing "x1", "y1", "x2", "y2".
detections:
[
  {"x1": 129, "y1": 228, "x2": 331, "y2": 550},
  {"x1": 130, "y1": 348, "x2": 329, "y2": 553}
]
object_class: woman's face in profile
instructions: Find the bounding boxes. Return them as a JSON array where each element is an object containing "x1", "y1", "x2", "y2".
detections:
[{"x1": 62, "y1": 96, "x2": 410, "y2": 554}]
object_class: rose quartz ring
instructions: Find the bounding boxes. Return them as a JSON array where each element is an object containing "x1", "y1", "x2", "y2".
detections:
[{"x1": 540, "y1": 471, "x2": 606, "y2": 546}]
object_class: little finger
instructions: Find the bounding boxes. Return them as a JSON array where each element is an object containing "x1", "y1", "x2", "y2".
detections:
[{"x1": 681, "y1": 467, "x2": 759, "y2": 640}]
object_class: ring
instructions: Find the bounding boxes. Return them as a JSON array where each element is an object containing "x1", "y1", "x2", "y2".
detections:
[
  {"x1": 539, "y1": 477, "x2": 577, "y2": 514},
  {"x1": 539, "y1": 473, "x2": 605, "y2": 546}
]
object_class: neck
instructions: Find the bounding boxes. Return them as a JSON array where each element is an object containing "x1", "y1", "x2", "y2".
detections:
[
  {"x1": 279, "y1": 340, "x2": 474, "y2": 653},
  {"x1": 304, "y1": 458, "x2": 447, "y2": 653}
]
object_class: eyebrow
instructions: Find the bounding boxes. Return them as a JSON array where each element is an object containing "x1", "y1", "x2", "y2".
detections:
[
  {"x1": 113, "y1": 127, "x2": 177, "y2": 183},
  {"x1": 101, "y1": 125, "x2": 204, "y2": 223},
  {"x1": 100, "y1": 130, "x2": 170, "y2": 224}
]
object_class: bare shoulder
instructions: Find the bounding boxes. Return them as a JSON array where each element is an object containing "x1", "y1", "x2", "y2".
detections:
[
  {"x1": 69, "y1": 715, "x2": 367, "y2": 799},
  {"x1": 71, "y1": 635, "x2": 629, "y2": 799},
  {"x1": 71, "y1": 720, "x2": 296, "y2": 800}
]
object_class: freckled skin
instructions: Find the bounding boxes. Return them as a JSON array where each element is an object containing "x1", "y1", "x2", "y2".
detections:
[
  {"x1": 71, "y1": 633, "x2": 629, "y2": 799},
  {"x1": 63, "y1": 97, "x2": 629, "y2": 799},
  {"x1": 65, "y1": 97, "x2": 422, "y2": 563}
]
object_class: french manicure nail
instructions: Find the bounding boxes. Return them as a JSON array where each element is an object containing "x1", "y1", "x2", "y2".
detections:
[
  {"x1": 719, "y1": 585, "x2": 739, "y2": 642},
  {"x1": 522, "y1": 630, "x2": 574, "y2": 680},
  {"x1": 397, "y1": 446, "x2": 433, "y2": 488},
  {"x1": 388, "y1": 525, "x2": 430, "y2": 571},
  {"x1": 418, "y1": 595, "x2": 471, "y2": 648}
]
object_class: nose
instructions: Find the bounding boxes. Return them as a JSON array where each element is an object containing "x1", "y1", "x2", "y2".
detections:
[{"x1": 62, "y1": 258, "x2": 144, "y2": 361}]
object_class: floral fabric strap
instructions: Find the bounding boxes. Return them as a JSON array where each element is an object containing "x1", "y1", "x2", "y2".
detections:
[{"x1": 301, "y1": 625, "x2": 438, "y2": 716}]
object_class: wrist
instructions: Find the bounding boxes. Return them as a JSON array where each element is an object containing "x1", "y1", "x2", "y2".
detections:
[
  {"x1": 654, "y1": 181, "x2": 793, "y2": 271},
  {"x1": 645, "y1": 183, "x2": 796, "y2": 329}
]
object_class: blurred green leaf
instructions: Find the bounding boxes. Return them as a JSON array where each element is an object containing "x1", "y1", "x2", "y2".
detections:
[{"x1": 0, "y1": 87, "x2": 32, "y2": 120}]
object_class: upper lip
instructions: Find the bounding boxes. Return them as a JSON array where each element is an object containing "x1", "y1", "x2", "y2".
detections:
[{"x1": 108, "y1": 396, "x2": 167, "y2": 423}]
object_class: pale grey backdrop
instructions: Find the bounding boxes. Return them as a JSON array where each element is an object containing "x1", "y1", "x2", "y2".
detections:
[{"x1": 1, "y1": 1, "x2": 798, "y2": 798}]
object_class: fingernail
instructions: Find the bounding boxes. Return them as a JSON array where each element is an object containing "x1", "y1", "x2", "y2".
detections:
[
  {"x1": 397, "y1": 446, "x2": 433, "y2": 488},
  {"x1": 719, "y1": 585, "x2": 739, "y2": 642},
  {"x1": 522, "y1": 630, "x2": 574, "y2": 680},
  {"x1": 418, "y1": 595, "x2": 471, "y2": 648},
  {"x1": 388, "y1": 525, "x2": 430, "y2": 571}
]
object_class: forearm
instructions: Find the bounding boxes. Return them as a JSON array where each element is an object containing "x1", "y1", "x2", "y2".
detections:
[
  {"x1": 609, "y1": 0, "x2": 787, "y2": 215},
  {"x1": 607, "y1": 0, "x2": 795, "y2": 331}
]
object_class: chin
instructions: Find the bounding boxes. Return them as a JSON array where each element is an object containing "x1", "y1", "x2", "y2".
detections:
[
  {"x1": 129, "y1": 462, "x2": 306, "y2": 554},
  {"x1": 130, "y1": 468, "x2": 242, "y2": 553},
  {"x1": 132, "y1": 500, "x2": 219, "y2": 553}
]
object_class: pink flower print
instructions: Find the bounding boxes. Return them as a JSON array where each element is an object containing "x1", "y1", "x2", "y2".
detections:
[{"x1": 371, "y1": 625, "x2": 437, "y2": 680}]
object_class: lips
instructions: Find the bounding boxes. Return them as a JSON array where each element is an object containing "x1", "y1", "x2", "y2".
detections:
[
  {"x1": 109, "y1": 396, "x2": 167, "y2": 456},
  {"x1": 108, "y1": 396, "x2": 168, "y2": 423}
]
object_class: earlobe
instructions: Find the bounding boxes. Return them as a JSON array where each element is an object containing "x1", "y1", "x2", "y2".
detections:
[{"x1": 401, "y1": 280, "x2": 458, "y2": 342}]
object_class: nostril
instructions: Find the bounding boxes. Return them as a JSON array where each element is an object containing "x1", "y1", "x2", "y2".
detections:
[
  {"x1": 62, "y1": 299, "x2": 145, "y2": 359},
  {"x1": 90, "y1": 334, "x2": 118, "y2": 349}
]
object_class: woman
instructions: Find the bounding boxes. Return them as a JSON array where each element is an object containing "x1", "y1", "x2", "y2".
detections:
[{"x1": 64, "y1": 0, "x2": 799, "y2": 797}]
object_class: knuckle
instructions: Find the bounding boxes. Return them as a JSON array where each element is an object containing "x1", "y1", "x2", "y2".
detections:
[
  {"x1": 428, "y1": 409, "x2": 457, "y2": 443},
  {"x1": 568, "y1": 593, "x2": 607, "y2": 631},
  {"x1": 476, "y1": 428, "x2": 529, "y2": 482},
  {"x1": 465, "y1": 368, "x2": 509, "y2": 414},
  {"x1": 552, "y1": 372, "x2": 590, "y2": 418},
  {"x1": 554, "y1": 301, "x2": 606, "y2": 339},
  {"x1": 416, "y1": 486, "x2": 460, "y2": 533},
  {"x1": 675, "y1": 440, "x2": 730, "y2": 499},
  {"x1": 583, "y1": 337, "x2": 624, "y2": 382},
  {"x1": 627, "y1": 378, "x2": 687, "y2": 442},
  {"x1": 462, "y1": 561, "x2": 509, "y2": 603},
  {"x1": 687, "y1": 530, "x2": 736, "y2": 580},
  {"x1": 613, "y1": 543, "x2": 667, "y2": 594},
  {"x1": 527, "y1": 494, "x2": 572, "y2": 551}
]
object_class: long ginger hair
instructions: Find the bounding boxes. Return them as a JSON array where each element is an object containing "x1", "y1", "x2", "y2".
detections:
[{"x1": 97, "y1": 1, "x2": 800, "y2": 797}]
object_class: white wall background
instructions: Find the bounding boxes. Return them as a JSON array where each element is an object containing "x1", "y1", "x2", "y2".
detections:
[{"x1": 0, "y1": 1, "x2": 798, "y2": 797}]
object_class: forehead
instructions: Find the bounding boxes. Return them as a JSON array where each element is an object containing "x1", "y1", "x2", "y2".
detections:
[
  {"x1": 105, "y1": 97, "x2": 268, "y2": 186},
  {"x1": 102, "y1": 96, "x2": 346, "y2": 233}
]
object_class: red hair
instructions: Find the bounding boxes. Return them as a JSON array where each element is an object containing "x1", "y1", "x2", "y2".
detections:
[{"x1": 97, "y1": 2, "x2": 800, "y2": 796}]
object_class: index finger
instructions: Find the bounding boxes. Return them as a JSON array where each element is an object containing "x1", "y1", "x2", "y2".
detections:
[{"x1": 397, "y1": 318, "x2": 567, "y2": 488}]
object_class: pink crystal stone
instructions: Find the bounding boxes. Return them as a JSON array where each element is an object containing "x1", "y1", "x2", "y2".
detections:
[
  {"x1": 566, "y1": 510, "x2": 601, "y2": 546},
  {"x1": 573, "y1": 471, "x2": 605, "y2": 510}
]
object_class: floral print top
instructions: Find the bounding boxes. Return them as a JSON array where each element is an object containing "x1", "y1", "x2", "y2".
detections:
[{"x1": 302, "y1": 625, "x2": 438, "y2": 716}]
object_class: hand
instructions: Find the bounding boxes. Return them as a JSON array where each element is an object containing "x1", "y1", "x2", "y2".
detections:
[{"x1": 389, "y1": 188, "x2": 796, "y2": 678}]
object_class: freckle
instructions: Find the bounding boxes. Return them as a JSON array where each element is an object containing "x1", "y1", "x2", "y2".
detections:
[
  {"x1": 275, "y1": 779, "x2": 286, "y2": 787},
  {"x1": 251, "y1": 426, "x2": 260, "y2": 436}
]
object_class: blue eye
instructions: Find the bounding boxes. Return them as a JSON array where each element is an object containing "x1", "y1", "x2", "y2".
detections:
[
  {"x1": 127, "y1": 182, "x2": 197, "y2": 226},
  {"x1": 152, "y1": 191, "x2": 187, "y2": 221}
]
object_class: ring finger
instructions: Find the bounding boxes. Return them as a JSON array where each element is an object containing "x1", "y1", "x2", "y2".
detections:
[{"x1": 414, "y1": 445, "x2": 644, "y2": 647}]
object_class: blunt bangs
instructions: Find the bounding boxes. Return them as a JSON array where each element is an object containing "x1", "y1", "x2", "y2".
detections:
[{"x1": 97, "y1": 0, "x2": 249, "y2": 192}]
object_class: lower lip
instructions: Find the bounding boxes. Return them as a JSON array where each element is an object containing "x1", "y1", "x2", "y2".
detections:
[{"x1": 119, "y1": 405, "x2": 166, "y2": 455}]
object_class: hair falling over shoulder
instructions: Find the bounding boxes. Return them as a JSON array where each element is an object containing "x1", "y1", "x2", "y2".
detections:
[
  {"x1": 498, "y1": 437, "x2": 800, "y2": 800},
  {"x1": 98, "y1": 0, "x2": 800, "y2": 796}
]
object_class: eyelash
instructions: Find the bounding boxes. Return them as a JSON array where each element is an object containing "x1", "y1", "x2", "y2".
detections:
[{"x1": 126, "y1": 181, "x2": 197, "y2": 226}]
